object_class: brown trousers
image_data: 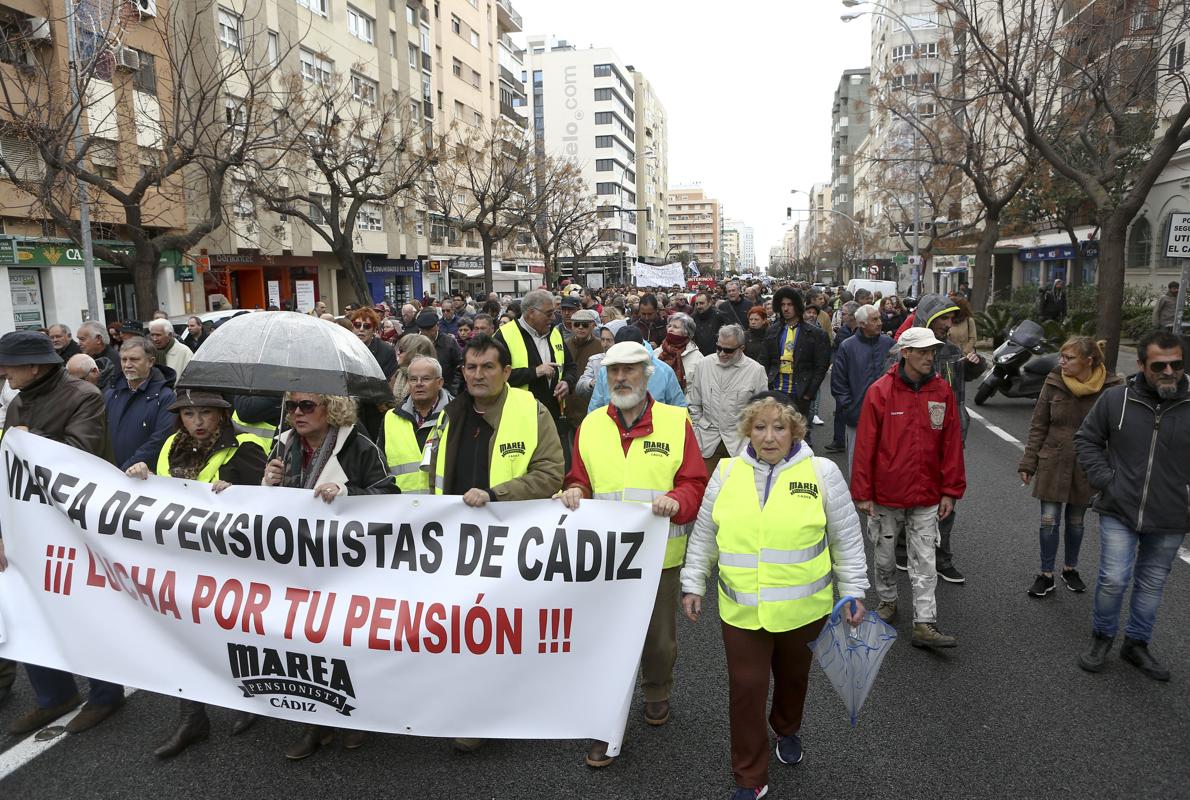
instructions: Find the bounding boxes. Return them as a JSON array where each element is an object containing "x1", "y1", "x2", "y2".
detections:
[
  {"x1": 721, "y1": 616, "x2": 827, "y2": 789},
  {"x1": 703, "y1": 441, "x2": 732, "y2": 479},
  {"x1": 640, "y1": 566, "x2": 681, "y2": 702}
]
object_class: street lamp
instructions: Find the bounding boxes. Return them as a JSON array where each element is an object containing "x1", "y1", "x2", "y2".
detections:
[{"x1": 841, "y1": 0, "x2": 924, "y2": 296}]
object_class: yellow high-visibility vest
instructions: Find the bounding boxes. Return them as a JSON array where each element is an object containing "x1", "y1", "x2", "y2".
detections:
[
  {"x1": 498, "y1": 320, "x2": 565, "y2": 372},
  {"x1": 231, "y1": 411, "x2": 275, "y2": 454},
  {"x1": 577, "y1": 401, "x2": 689, "y2": 569},
  {"x1": 155, "y1": 432, "x2": 260, "y2": 484},
  {"x1": 432, "y1": 387, "x2": 538, "y2": 494},
  {"x1": 382, "y1": 410, "x2": 432, "y2": 494},
  {"x1": 712, "y1": 456, "x2": 833, "y2": 632}
]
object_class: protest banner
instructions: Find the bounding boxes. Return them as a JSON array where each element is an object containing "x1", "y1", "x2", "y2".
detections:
[
  {"x1": 0, "y1": 430, "x2": 666, "y2": 753},
  {"x1": 633, "y1": 262, "x2": 684, "y2": 288}
]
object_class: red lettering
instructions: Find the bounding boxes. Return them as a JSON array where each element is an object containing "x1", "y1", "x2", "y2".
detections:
[
  {"x1": 369, "y1": 597, "x2": 396, "y2": 651},
  {"x1": 84, "y1": 547, "x2": 106, "y2": 588},
  {"x1": 342, "y1": 594, "x2": 370, "y2": 646},
  {"x1": 130, "y1": 566, "x2": 158, "y2": 611},
  {"x1": 393, "y1": 600, "x2": 422, "y2": 652},
  {"x1": 284, "y1": 587, "x2": 309, "y2": 640},
  {"x1": 191, "y1": 575, "x2": 217, "y2": 623},
  {"x1": 214, "y1": 579, "x2": 244, "y2": 630},
  {"x1": 242, "y1": 582, "x2": 270, "y2": 634}
]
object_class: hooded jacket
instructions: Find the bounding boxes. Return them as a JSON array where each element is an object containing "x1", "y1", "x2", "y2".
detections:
[
  {"x1": 1074, "y1": 373, "x2": 1190, "y2": 535},
  {"x1": 891, "y1": 293, "x2": 986, "y2": 439},
  {"x1": 104, "y1": 364, "x2": 178, "y2": 469}
]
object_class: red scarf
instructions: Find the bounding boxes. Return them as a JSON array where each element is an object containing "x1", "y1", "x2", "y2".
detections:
[{"x1": 659, "y1": 333, "x2": 688, "y2": 390}]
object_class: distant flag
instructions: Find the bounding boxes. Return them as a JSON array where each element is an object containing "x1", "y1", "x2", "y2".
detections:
[{"x1": 688, "y1": 259, "x2": 700, "y2": 277}]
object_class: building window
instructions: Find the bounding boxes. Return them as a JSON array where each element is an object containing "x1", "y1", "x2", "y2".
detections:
[
  {"x1": 267, "y1": 31, "x2": 279, "y2": 68},
  {"x1": 351, "y1": 72, "x2": 378, "y2": 105},
  {"x1": 595, "y1": 135, "x2": 613, "y2": 148},
  {"x1": 309, "y1": 193, "x2": 330, "y2": 225},
  {"x1": 919, "y1": 42, "x2": 938, "y2": 59},
  {"x1": 596, "y1": 182, "x2": 620, "y2": 195},
  {"x1": 298, "y1": 0, "x2": 329, "y2": 16},
  {"x1": 451, "y1": 15, "x2": 461, "y2": 34},
  {"x1": 407, "y1": 4, "x2": 415, "y2": 25},
  {"x1": 595, "y1": 159, "x2": 615, "y2": 171},
  {"x1": 132, "y1": 52, "x2": 156, "y2": 94},
  {"x1": 359, "y1": 203, "x2": 384, "y2": 231},
  {"x1": 452, "y1": 57, "x2": 462, "y2": 77},
  {"x1": 472, "y1": 110, "x2": 482, "y2": 126},
  {"x1": 594, "y1": 88, "x2": 614, "y2": 101},
  {"x1": 217, "y1": 8, "x2": 240, "y2": 51},
  {"x1": 300, "y1": 49, "x2": 334, "y2": 85},
  {"x1": 470, "y1": 68, "x2": 481, "y2": 87},
  {"x1": 470, "y1": 29, "x2": 479, "y2": 48},
  {"x1": 90, "y1": 140, "x2": 118, "y2": 180},
  {"x1": 409, "y1": 43, "x2": 419, "y2": 69},
  {"x1": 1127, "y1": 217, "x2": 1151, "y2": 269},
  {"x1": 595, "y1": 112, "x2": 612, "y2": 124},
  {"x1": 594, "y1": 64, "x2": 612, "y2": 78},
  {"x1": 347, "y1": 6, "x2": 375, "y2": 44},
  {"x1": 1171, "y1": 41, "x2": 1186, "y2": 73},
  {"x1": 891, "y1": 44, "x2": 912, "y2": 63}
]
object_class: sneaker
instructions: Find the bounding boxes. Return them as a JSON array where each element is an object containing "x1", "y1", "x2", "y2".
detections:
[
  {"x1": 937, "y1": 564, "x2": 966, "y2": 584},
  {"x1": 775, "y1": 733, "x2": 803, "y2": 765},
  {"x1": 823, "y1": 441, "x2": 845, "y2": 453},
  {"x1": 731, "y1": 787, "x2": 769, "y2": 800},
  {"x1": 895, "y1": 556, "x2": 908, "y2": 572},
  {"x1": 1061, "y1": 569, "x2": 1087, "y2": 593},
  {"x1": 1027, "y1": 573, "x2": 1055, "y2": 597},
  {"x1": 812, "y1": 415, "x2": 825, "y2": 426},
  {"x1": 1120, "y1": 637, "x2": 1171, "y2": 681},
  {"x1": 876, "y1": 600, "x2": 897, "y2": 622},
  {"x1": 911, "y1": 622, "x2": 957, "y2": 648},
  {"x1": 1077, "y1": 631, "x2": 1114, "y2": 673}
]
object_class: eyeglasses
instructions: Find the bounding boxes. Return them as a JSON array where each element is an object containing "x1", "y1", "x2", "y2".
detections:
[
  {"x1": 353, "y1": 321, "x2": 374, "y2": 331},
  {"x1": 573, "y1": 321, "x2": 594, "y2": 328},
  {"x1": 1148, "y1": 360, "x2": 1184, "y2": 373},
  {"x1": 717, "y1": 345, "x2": 740, "y2": 354},
  {"x1": 407, "y1": 376, "x2": 441, "y2": 385},
  {"x1": 284, "y1": 400, "x2": 322, "y2": 414},
  {"x1": 1057, "y1": 353, "x2": 1083, "y2": 362}
]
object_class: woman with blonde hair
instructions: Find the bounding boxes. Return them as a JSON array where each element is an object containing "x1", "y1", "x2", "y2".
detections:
[
  {"x1": 391, "y1": 333, "x2": 437, "y2": 404},
  {"x1": 948, "y1": 294, "x2": 979, "y2": 356},
  {"x1": 1019, "y1": 337, "x2": 1123, "y2": 597},
  {"x1": 681, "y1": 393, "x2": 867, "y2": 800}
]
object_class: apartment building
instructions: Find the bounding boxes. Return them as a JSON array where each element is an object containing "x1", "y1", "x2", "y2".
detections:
[
  {"x1": 631, "y1": 68, "x2": 668, "y2": 262},
  {"x1": 666, "y1": 186, "x2": 720, "y2": 272},
  {"x1": 831, "y1": 68, "x2": 870, "y2": 226},
  {"x1": 720, "y1": 225, "x2": 740, "y2": 272},
  {"x1": 0, "y1": 0, "x2": 181, "y2": 328}
]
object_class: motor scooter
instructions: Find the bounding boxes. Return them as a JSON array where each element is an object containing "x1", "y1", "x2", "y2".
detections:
[{"x1": 973, "y1": 319, "x2": 1059, "y2": 405}]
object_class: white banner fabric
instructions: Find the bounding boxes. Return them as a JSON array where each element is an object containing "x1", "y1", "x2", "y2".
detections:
[
  {"x1": 0, "y1": 430, "x2": 667, "y2": 753},
  {"x1": 633, "y1": 262, "x2": 684, "y2": 287}
]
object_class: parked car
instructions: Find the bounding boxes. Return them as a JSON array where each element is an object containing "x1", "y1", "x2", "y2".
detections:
[{"x1": 169, "y1": 309, "x2": 253, "y2": 343}]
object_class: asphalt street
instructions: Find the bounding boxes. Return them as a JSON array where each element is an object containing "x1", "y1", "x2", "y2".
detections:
[{"x1": 1, "y1": 378, "x2": 1188, "y2": 800}]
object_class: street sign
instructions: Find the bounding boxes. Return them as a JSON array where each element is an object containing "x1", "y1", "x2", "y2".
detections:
[
  {"x1": 1165, "y1": 213, "x2": 1190, "y2": 258},
  {"x1": 868, "y1": 264, "x2": 880, "y2": 276},
  {"x1": 893, "y1": 253, "x2": 907, "y2": 266},
  {"x1": 907, "y1": 255, "x2": 923, "y2": 267}
]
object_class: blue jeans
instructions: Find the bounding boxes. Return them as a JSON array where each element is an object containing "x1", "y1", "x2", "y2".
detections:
[
  {"x1": 1092, "y1": 515, "x2": 1185, "y2": 642},
  {"x1": 25, "y1": 664, "x2": 123, "y2": 709},
  {"x1": 1039, "y1": 501, "x2": 1085, "y2": 573}
]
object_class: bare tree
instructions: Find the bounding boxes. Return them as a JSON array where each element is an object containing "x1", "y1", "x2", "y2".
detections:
[
  {"x1": 560, "y1": 212, "x2": 602, "y2": 285},
  {"x1": 942, "y1": 0, "x2": 1190, "y2": 366},
  {"x1": 526, "y1": 154, "x2": 594, "y2": 286},
  {"x1": 246, "y1": 59, "x2": 434, "y2": 306},
  {"x1": 0, "y1": 0, "x2": 291, "y2": 317}
]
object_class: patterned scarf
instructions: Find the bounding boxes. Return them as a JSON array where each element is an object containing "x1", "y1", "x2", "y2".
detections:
[
  {"x1": 168, "y1": 423, "x2": 227, "y2": 480},
  {"x1": 298, "y1": 425, "x2": 340, "y2": 490},
  {"x1": 659, "y1": 333, "x2": 688, "y2": 390}
]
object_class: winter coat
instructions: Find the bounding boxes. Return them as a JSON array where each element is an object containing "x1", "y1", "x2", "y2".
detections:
[
  {"x1": 56, "y1": 340, "x2": 82, "y2": 362},
  {"x1": 587, "y1": 343, "x2": 687, "y2": 412},
  {"x1": 692, "y1": 306, "x2": 729, "y2": 356},
  {"x1": 3, "y1": 364, "x2": 113, "y2": 462},
  {"x1": 681, "y1": 444, "x2": 869, "y2": 599},
  {"x1": 762, "y1": 320, "x2": 831, "y2": 401},
  {"x1": 831, "y1": 331, "x2": 894, "y2": 428},
  {"x1": 720, "y1": 297, "x2": 754, "y2": 327},
  {"x1": 273, "y1": 425, "x2": 397, "y2": 496},
  {"x1": 366, "y1": 336, "x2": 400, "y2": 382},
  {"x1": 104, "y1": 365, "x2": 178, "y2": 470},
  {"x1": 629, "y1": 315, "x2": 668, "y2": 348},
  {"x1": 833, "y1": 323, "x2": 857, "y2": 356},
  {"x1": 851, "y1": 365, "x2": 966, "y2": 509},
  {"x1": 1074, "y1": 373, "x2": 1190, "y2": 536},
  {"x1": 1019, "y1": 368, "x2": 1124, "y2": 506},
  {"x1": 1039, "y1": 288, "x2": 1066, "y2": 321},
  {"x1": 948, "y1": 316, "x2": 978, "y2": 356},
  {"x1": 1153, "y1": 293, "x2": 1177, "y2": 329},
  {"x1": 744, "y1": 327, "x2": 767, "y2": 366},
  {"x1": 495, "y1": 320, "x2": 576, "y2": 421},
  {"x1": 159, "y1": 338, "x2": 193, "y2": 381},
  {"x1": 430, "y1": 332, "x2": 463, "y2": 396},
  {"x1": 153, "y1": 425, "x2": 267, "y2": 486},
  {"x1": 564, "y1": 335, "x2": 605, "y2": 427},
  {"x1": 687, "y1": 354, "x2": 769, "y2": 457}
]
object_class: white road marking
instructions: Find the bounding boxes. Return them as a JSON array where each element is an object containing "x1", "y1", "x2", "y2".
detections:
[
  {"x1": 1180, "y1": 546, "x2": 1190, "y2": 567},
  {"x1": 0, "y1": 689, "x2": 138, "y2": 781},
  {"x1": 967, "y1": 407, "x2": 1025, "y2": 450}
]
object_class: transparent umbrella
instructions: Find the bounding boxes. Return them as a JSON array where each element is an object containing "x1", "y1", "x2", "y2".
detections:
[
  {"x1": 807, "y1": 596, "x2": 897, "y2": 726},
  {"x1": 176, "y1": 311, "x2": 393, "y2": 403}
]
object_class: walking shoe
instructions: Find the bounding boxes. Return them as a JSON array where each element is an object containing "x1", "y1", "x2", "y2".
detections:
[
  {"x1": 1027, "y1": 574, "x2": 1055, "y2": 597},
  {"x1": 823, "y1": 441, "x2": 845, "y2": 453},
  {"x1": 229, "y1": 711, "x2": 257, "y2": 736},
  {"x1": 876, "y1": 600, "x2": 897, "y2": 622},
  {"x1": 585, "y1": 740, "x2": 615, "y2": 768},
  {"x1": 285, "y1": 725, "x2": 334, "y2": 760},
  {"x1": 64, "y1": 698, "x2": 125, "y2": 734},
  {"x1": 342, "y1": 729, "x2": 367, "y2": 749},
  {"x1": 1061, "y1": 569, "x2": 1087, "y2": 593},
  {"x1": 812, "y1": 415, "x2": 825, "y2": 425},
  {"x1": 154, "y1": 701, "x2": 210, "y2": 759},
  {"x1": 895, "y1": 557, "x2": 908, "y2": 572},
  {"x1": 1120, "y1": 637, "x2": 1171, "y2": 681},
  {"x1": 643, "y1": 699, "x2": 670, "y2": 726},
  {"x1": 911, "y1": 623, "x2": 957, "y2": 648},
  {"x1": 7, "y1": 694, "x2": 82, "y2": 735},
  {"x1": 775, "y1": 733, "x2": 803, "y2": 765},
  {"x1": 937, "y1": 564, "x2": 965, "y2": 584},
  {"x1": 1077, "y1": 631, "x2": 1113, "y2": 673},
  {"x1": 731, "y1": 786, "x2": 769, "y2": 800},
  {"x1": 452, "y1": 737, "x2": 484, "y2": 752}
]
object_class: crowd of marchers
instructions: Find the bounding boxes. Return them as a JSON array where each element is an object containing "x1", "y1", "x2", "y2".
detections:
[{"x1": 0, "y1": 277, "x2": 1186, "y2": 800}]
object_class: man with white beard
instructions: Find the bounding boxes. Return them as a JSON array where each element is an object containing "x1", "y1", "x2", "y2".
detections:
[{"x1": 558, "y1": 341, "x2": 708, "y2": 769}]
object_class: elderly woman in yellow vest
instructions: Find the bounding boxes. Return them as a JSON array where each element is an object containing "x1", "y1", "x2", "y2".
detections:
[
  {"x1": 124, "y1": 389, "x2": 266, "y2": 759},
  {"x1": 680, "y1": 393, "x2": 869, "y2": 800}
]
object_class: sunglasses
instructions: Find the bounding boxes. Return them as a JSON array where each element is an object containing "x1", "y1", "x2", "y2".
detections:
[
  {"x1": 573, "y1": 321, "x2": 594, "y2": 327},
  {"x1": 717, "y1": 345, "x2": 740, "y2": 354},
  {"x1": 353, "y1": 321, "x2": 374, "y2": 330},
  {"x1": 1148, "y1": 360, "x2": 1184, "y2": 372},
  {"x1": 284, "y1": 400, "x2": 322, "y2": 414}
]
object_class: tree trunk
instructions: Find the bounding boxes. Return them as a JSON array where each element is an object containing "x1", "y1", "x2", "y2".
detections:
[
  {"x1": 481, "y1": 236, "x2": 494, "y2": 295},
  {"x1": 131, "y1": 255, "x2": 160, "y2": 322},
  {"x1": 336, "y1": 246, "x2": 371, "y2": 307},
  {"x1": 1096, "y1": 215, "x2": 1128, "y2": 372},
  {"x1": 971, "y1": 216, "x2": 999, "y2": 312},
  {"x1": 570, "y1": 255, "x2": 580, "y2": 286}
]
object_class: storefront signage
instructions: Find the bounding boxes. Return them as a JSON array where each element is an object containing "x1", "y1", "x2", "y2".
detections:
[
  {"x1": 295, "y1": 280, "x2": 316, "y2": 313},
  {"x1": 8, "y1": 269, "x2": 45, "y2": 329},
  {"x1": 267, "y1": 280, "x2": 281, "y2": 309},
  {"x1": 0, "y1": 239, "x2": 181, "y2": 269},
  {"x1": 362, "y1": 258, "x2": 421, "y2": 274},
  {"x1": 174, "y1": 263, "x2": 195, "y2": 282},
  {"x1": 1164, "y1": 213, "x2": 1190, "y2": 258},
  {"x1": 1019, "y1": 241, "x2": 1099, "y2": 261}
]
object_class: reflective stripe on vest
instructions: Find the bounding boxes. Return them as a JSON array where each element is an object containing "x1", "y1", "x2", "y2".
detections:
[
  {"x1": 382, "y1": 410, "x2": 432, "y2": 493},
  {"x1": 711, "y1": 456, "x2": 833, "y2": 632},
  {"x1": 498, "y1": 320, "x2": 565, "y2": 372},
  {"x1": 432, "y1": 388, "x2": 539, "y2": 495},
  {"x1": 155, "y1": 432, "x2": 257, "y2": 484},
  {"x1": 578, "y1": 401, "x2": 689, "y2": 568},
  {"x1": 231, "y1": 412, "x2": 275, "y2": 453}
]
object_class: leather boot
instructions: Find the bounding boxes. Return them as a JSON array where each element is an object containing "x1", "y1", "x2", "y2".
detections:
[
  {"x1": 285, "y1": 725, "x2": 333, "y2": 761},
  {"x1": 1077, "y1": 631, "x2": 1113, "y2": 673},
  {"x1": 229, "y1": 711, "x2": 257, "y2": 736},
  {"x1": 154, "y1": 700, "x2": 210, "y2": 759},
  {"x1": 1120, "y1": 637, "x2": 1171, "y2": 681}
]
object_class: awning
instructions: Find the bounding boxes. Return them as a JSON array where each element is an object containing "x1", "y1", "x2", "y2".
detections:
[{"x1": 450, "y1": 268, "x2": 541, "y2": 288}]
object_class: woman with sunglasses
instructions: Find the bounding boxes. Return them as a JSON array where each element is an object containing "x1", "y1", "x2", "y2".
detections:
[
  {"x1": 124, "y1": 390, "x2": 267, "y2": 758},
  {"x1": 263, "y1": 391, "x2": 397, "y2": 760},
  {"x1": 349, "y1": 307, "x2": 398, "y2": 381},
  {"x1": 1019, "y1": 337, "x2": 1123, "y2": 597}
]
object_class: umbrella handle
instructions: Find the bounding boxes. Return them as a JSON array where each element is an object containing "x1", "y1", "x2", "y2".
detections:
[{"x1": 831, "y1": 595, "x2": 858, "y2": 624}]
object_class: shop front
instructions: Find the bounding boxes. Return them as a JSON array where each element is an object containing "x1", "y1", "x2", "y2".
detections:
[
  {"x1": 203, "y1": 254, "x2": 321, "y2": 312},
  {"x1": 363, "y1": 257, "x2": 423, "y2": 306},
  {"x1": 1018, "y1": 241, "x2": 1098, "y2": 287}
]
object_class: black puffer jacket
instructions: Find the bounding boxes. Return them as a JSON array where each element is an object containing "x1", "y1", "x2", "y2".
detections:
[
  {"x1": 1074, "y1": 374, "x2": 1190, "y2": 536},
  {"x1": 274, "y1": 425, "x2": 398, "y2": 495}
]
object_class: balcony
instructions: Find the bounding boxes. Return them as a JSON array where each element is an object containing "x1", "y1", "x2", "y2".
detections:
[
  {"x1": 496, "y1": 0, "x2": 522, "y2": 32},
  {"x1": 500, "y1": 100, "x2": 527, "y2": 127}
]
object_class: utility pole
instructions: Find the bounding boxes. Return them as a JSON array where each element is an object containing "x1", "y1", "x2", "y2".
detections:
[{"x1": 63, "y1": 0, "x2": 101, "y2": 322}]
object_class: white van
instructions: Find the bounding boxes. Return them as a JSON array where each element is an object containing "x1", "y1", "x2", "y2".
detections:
[{"x1": 846, "y1": 279, "x2": 900, "y2": 299}]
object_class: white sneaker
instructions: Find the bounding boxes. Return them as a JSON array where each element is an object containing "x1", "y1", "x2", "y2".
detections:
[{"x1": 812, "y1": 415, "x2": 824, "y2": 425}]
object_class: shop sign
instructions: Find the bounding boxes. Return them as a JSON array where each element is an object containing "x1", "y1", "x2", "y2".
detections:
[
  {"x1": 9, "y1": 269, "x2": 45, "y2": 329},
  {"x1": 363, "y1": 257, "x2": 421, "y2": 274},
  {"x1": 174, "y1": 263, "x2": 195, "y2": 282},
  {"x1": 0, "y1": 238, "x2": 182, "y2": 269}
]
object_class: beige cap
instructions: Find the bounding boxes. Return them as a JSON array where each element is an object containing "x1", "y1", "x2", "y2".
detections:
[
  {"x1": 899, "y1": 327, "x2": 946, "y2": 350},
  {"x1": 601, "y1": 341, "x2": 651, "y2": 367}
]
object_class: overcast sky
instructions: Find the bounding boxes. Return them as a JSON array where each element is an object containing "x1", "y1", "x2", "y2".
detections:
[{"x1": 512, "y1": 0, "x2": 872, "y2": 271}]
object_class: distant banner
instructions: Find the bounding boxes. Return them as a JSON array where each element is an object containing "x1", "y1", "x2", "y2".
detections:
[
  {"x1": 0, "y1": 431, "x2": 666, "y2": 753},
  {"x1": 633, "y1": 262, "x2": 685, "y2": 287}
]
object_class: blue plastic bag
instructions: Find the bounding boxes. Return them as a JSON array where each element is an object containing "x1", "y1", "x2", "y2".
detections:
[{"x1": 807, "y1": 596, "x2": 897, "y2": 726}]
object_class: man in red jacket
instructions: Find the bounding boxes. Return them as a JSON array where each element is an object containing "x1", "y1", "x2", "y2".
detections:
[{"x1": 851, "y1": 327, "x2": 966, "y2": 648}]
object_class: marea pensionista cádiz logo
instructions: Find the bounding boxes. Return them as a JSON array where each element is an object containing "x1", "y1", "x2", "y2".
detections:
[{"x1": 228, "y1": 643, "x2": 356, "y2": 715}]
